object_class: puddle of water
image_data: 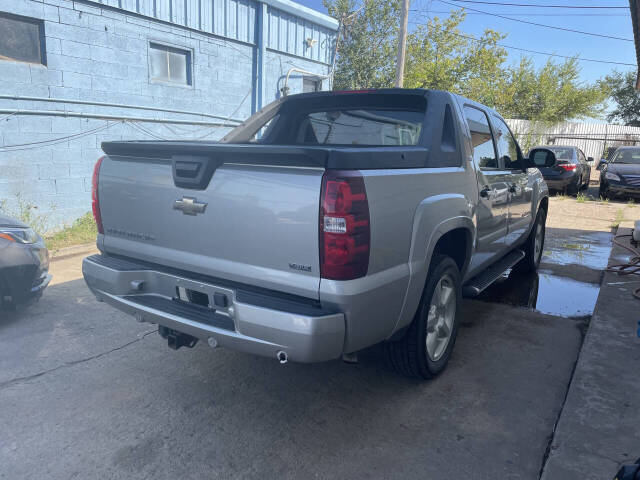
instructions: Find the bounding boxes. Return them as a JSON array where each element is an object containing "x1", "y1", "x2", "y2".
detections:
[
  {"x1": 542, "y1": 230, "x2": 612, "y2": 271},
  {"x1": 477, "y1": 270, "x2": 599, "y2": 318},
  {"x1": 475, "y1": 229, "x2": 612, "y2": 318}
]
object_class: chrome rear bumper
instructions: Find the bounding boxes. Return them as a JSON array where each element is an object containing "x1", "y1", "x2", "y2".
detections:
[{"x1": 82, "y1": 254, "x2": 345, "y2": 363}]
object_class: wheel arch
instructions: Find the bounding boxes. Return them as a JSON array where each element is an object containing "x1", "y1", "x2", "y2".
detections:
[{"x1": 389, "y1": 211, "x2": 475, "y2": 338}]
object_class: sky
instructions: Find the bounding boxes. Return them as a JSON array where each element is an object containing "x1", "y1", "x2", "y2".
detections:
[{"x1": 295, "y1": 0, "x2": 637, "y2": 86}]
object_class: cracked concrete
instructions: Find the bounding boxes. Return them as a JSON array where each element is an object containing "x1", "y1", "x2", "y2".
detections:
[
  {"x1": 0, "y1": 255, "x2": 583, "y2": 479},
  {"x1": 0, "y1": 329, "x2": 156, "y2": 390}
]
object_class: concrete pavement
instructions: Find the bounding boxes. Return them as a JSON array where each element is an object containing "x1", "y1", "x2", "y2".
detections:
[
  {"x1": 541, "y1": 229, "x2": 640, "y2": 480},
  {"x1": 0, "y1": 256, "x2": 584, "y2": 479}
]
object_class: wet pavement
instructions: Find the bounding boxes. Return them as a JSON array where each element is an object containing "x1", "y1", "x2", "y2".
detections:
[{"x1": 477, "y1": 228, "x2": 612, "y2": 318}]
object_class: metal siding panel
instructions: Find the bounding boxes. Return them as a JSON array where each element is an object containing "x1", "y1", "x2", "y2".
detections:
[
  {"x1": 174, "y1": 0, "x2": 186, "y2": 25},
  {"x1": 156, "y1": 0, "x2": 171, "y2": 22},
  {"x1": 287, "y1": 13, "x2": 296, "y2": 54},
  {"x1": 185, "y1": 0, "x2": 199, "y2": 30},
  {"x1": 139, "y1": 0, "x2": 154, "y2": 16},
  {"x1": 228, "y1": 0, "x2": 237, "y2": 40},
  {"x1": 121, "y1": 0, "x2": 138, "y2": 12},
  {"x1": 248, "y1": 1, "x2": 256, "y2": 43},
  {"x1": 319, "y1": 29, "x2": 327, "y2": 63},
  {"x1": 214, "y1": 0, "x2": 225, "y2": 35},
  {"x1": 278, "y1": 13, "x2": 286, "y2": 52},
  {"x1": 237, "y1": 0, "x2": 247, "y2": 43},
  {"x1": 268, "y1": 8, "x2": 278, "y2": 49},
  {"x1": 200, "y1": 0, "x2": 212, "y2": 33},
  {"x1": 295, "y1": 17, "x2": 303, "y2": 57}
]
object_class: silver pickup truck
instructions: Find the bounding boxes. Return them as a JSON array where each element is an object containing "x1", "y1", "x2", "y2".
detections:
[{"x1": 83, "y1": 89, "x2": 550, "y2": 379}]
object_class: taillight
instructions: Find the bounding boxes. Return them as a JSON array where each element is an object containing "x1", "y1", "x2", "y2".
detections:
[
  {"x1": 558, "y1": 163, "x2": 577, "y2": 171},
  {"x1": 320, "y1": 170, "x2": 370, "y2": 280},
  {"x1": 92, "y1": 156, "x2": 104, "y2": 234}
]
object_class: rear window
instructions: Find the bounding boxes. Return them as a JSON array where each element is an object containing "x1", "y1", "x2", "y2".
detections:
[
  {"x1": 226, "y1": 93, "x2": 426, "y2": 146},
  {"x1": 547, "y1": 147, "x2": 575, "y2": 161}
]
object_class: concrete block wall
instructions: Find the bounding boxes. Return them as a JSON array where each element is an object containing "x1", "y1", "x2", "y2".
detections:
[{"x1": 0, "y1": 0, "x2": 333, "y2": 231}]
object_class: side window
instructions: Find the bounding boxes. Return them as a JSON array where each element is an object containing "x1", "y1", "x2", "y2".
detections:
[
  {"x1": 493, "y1": 116, "x2": 522, "y2": 170},
  {"x1": 0, "y1": 12, "x2": 46, "y2": 65},
  {"x1": 149, "y1": 42, "x2": 192, "y2": 86},
  {"x1": 578, "y1": 150, "x2": 587, "y2": 164},
  {"x1": 463, "y1": 106, "x2": 497, "y2": 169}
]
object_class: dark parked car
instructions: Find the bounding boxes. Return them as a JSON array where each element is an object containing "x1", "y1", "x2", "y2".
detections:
[
  {"x1": 529, "y1": 145, "x2": 592, "y2": 195},
  {"x1": 0, "y1": 212, "x2": 51, "y2": 310},
  {"x1": 599, "y1": 146, "x2": 640, "y2": 200}
]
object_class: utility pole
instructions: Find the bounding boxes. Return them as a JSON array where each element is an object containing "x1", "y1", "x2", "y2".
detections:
[{"x1": 395, "y1": 0, "x2": 410, "y2": 87}]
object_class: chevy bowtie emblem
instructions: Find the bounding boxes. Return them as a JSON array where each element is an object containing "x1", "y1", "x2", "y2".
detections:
[{"x1": 173, "y1": 197, "x2": 207, "y2": 215}]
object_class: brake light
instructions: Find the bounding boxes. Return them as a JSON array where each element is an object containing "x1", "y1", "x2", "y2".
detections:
[
  {"x1": 320, "y1": 171, "x2": 370, "y2": 280},
  {"x1": 334, "y1": 89, "x2": 377, "y2": 94},
  {"x1": 92, "y1": 156, "x2": 104, "y2": 234},
  {"x1": 558, "y1": 163, "x2": 577, "y2": 171}
]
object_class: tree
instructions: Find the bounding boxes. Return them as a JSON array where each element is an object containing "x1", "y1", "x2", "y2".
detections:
[
  {"x1": 324, "y1": 0, "x2": 401, "y2": 89},
  {"x1": 494, "y1": 57, "x2": 609, "y2": 123},
  {"x1": 404, "y1": 10, "x2": 508, "y2": 107},
  {"x1": 325, "y1": 3, "x2": 608, "y2": 123},
  {"x1": 605, "y1": 70, "x2": 640, "y2": 127}
]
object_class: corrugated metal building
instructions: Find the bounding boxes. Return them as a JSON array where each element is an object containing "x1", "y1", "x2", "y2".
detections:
[
  {"x1": 0, "y1": 0, "x2": 337, "y2": 229},
  {"x1": 507, "y1": 119, "x2": 640, "y2": 161}
]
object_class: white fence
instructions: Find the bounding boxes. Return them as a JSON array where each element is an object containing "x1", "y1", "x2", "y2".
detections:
[{"x1": 506, "y1": 119, "x2": 640, "y2": 161}]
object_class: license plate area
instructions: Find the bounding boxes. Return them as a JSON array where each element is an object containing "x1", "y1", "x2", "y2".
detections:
[
  {"x1": 171, "y1": 277, "x2": 234, "y2": 314},
  {"x1": 176, "y1": 286, "x2": 210, "y2": 308}
]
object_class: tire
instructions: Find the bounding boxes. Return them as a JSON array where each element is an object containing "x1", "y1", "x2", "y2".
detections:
[
  {"x1": 599, "y1": 185, "x2": 608, "y2": 200},
  {"x1": 387, "y1": 254, "x2": 461, "y2": 379},
  {"x1": 517, "y1": 207, "x2": 547, "y2": 273},
  {"x1": 566, "y1": 180, "x2": 579, "y2": 196}
]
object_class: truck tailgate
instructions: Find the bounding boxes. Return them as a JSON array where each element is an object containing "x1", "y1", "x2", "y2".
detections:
[{"x1": 98, "y1": 153, "x2": 323, "y2": 300}]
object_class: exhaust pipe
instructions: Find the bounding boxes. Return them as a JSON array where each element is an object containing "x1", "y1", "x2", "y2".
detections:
[{"x1": 277, "y1": 351, "x2": 288, "y2": 364}]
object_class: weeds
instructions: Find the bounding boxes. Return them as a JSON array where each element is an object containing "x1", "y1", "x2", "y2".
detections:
[
  {"x1": 576, "y1": 192, "x2": 588, "y2": 203},
  {"x1": 611, "y1": 209, "x2": 626, "y2": 229},
  {"x1": 628, "y1": 198, "x2": 636, "y2": 207},
  {"x1": 0, "y1": 193, "x2": 53, "y2": 234},
  {"x1": 44, "y1": 213, "x2": 97, "y2": 252}
]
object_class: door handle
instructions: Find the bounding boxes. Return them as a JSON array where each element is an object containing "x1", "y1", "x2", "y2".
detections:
[{"x1": 480, "y1": 186, "x2": 491, "y2": 198}]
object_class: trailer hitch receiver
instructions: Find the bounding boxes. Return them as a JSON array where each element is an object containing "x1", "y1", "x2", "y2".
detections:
[{"x1": 158, "y1": 325, "x2": 198, "y2": 350}]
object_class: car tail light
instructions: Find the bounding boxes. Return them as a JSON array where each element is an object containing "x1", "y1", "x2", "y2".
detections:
[
  {"x1": 558, "y1": 163, "x2": 577, "y2": 171},
  {"x1": 320, "y1": 170, "x2": 370, "y2": 280},
  {"x1": 92, "y1": 156, "x2": 104, "y2": 234}
]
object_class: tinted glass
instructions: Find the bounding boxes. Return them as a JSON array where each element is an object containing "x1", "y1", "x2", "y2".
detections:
[
  {"x1": 0, "y1": 13, "x2": 44, "y2": 65},
  {"x1": 532, "y1": 150, "x2": 550, "y2": 167},
  {"x1": 548, "y1": 147, "x2": 574, "y2": 161},
  {"x1": 224, "y1": 94, "x2": 426, "y2": 146},
  {"x1": 463, "y1": 106, "x2": 497, "y2": 169},
  {"x1": 493, "y1": 116, "x2": 521, "y2": 169},
  {"x1": 149, "y1": 43, "x2": 191, "y2": 85},
  {"x1": 612, "y1": 149, "x2": 640, "y2": 164},
  {"x1": 294, "y1": 109, "x2": 422, "y2": 146}
]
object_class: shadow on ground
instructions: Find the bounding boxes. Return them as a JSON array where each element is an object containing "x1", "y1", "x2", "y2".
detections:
[{"x1": 0, "y1": 274, "x2": 584, "y2": 479}]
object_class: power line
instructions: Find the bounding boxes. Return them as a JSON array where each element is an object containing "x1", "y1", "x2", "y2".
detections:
[
  {"x1": 445, "y1": 0, "x2": 629, "y2": 8},
  {"x1": 410, "y1": 9, "x2": 628, "y2": 16},
  {"x1": 437, "y1": 0, "x2": 635, "y2": 41},
  {"x1": 408, "y1": 15, "x2": 637, "y2": 66}
]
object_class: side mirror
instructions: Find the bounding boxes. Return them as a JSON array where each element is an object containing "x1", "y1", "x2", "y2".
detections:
[
  {"x1": 528, "y1": 148, "x2": 557, "y2": 168},
  {"x1": 587, "y1": 156, "x2": 594, "y2": 163}
]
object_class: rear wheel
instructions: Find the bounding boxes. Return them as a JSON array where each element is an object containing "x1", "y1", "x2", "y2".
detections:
[
  {"x1": 387, "y1": 254, "x2": 461, "y2": 379},
  {"x1": 599, "y1": 184, "x2": 609, "y2": 200},
  {"x1": 517, "y1": 208, "x2": 547, "y2": 273}
]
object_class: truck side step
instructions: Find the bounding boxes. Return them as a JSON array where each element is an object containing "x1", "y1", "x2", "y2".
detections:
[{"x1": 462, "y1": 249, "x2": 525, "y2": 297}]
